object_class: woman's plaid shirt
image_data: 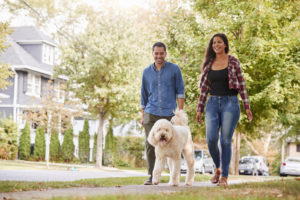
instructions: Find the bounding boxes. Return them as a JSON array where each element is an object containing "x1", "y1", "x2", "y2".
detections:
[{"x1": 197, "y1": 55, "x2": 250, "y2": 113}]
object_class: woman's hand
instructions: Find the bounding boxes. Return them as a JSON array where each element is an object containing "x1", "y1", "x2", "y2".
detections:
[
  {"x1": 196, "y1": 112, "x2": 203, "y2": 124},
  {"x1": 246, "y1": 109, "x2": 253, "y2": 123}
]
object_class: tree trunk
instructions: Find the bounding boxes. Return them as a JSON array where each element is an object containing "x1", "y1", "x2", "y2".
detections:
[
  {"x1": 45, "y1": 111, "x2": 52, "y2": 168},
  {"x1": 263, "y1": 133, "x2": 272, "y2": 157},
  {"x1": 95, "y1": 107, "x2": 104, "y2": 168},
  {"x1": 232, "y1": 132, "x2": 241, "y2": 175},
  {"x1": 243, "y1": 136, "x2": 260, "y2": 155}
]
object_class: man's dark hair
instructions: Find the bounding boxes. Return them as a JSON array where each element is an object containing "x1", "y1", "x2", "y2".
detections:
[{"x1": 152, "y1": 42, "x2": 166, "y2": 52}]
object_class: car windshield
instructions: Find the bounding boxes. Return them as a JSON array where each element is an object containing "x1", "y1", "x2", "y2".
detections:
[
  {"x1": 194, "y1": 151, "x2": 203, "y2": 160},
  {"x1": 239, "y1": 158, "x2": 255, "y2": 164}
]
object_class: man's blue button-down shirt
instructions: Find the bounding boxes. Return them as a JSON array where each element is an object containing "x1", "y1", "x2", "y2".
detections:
[{"x1": 141, "y1": 61, "x2": 185, "y2": 116}]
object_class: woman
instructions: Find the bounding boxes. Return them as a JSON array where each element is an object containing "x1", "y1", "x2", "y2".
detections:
[{"x1": 196, "y1": 33, "x2": 253, "y2": 187}]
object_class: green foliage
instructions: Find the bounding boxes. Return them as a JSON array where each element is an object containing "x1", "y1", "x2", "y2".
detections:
[
  {"x1": 92, "y1": 133, "x2": 97, "y2": 162},
  {"x1": 18, "y1": 123, "x2": 31, "y2": 160},
  {"x1": 33, "y1": 127, "x2": 45, "y2": 161},
  {"x1": 154, "y1": 0, "x2": 300, "y2": 140},
  {"x1": 0, "y1": 117, "x2": 18, "y2": 159},
  {"x1": 61, "y1": 128, "x2": 74, "y2": 162},
  {"x1": 103, "y1": 125, "x2": 117, "y2": 166},
  {"x1": 271, "y1": 152, "x2": 281, "y2": 176},
  {"x1": 78, "y1": 119, "x2": 90, "y2": 163},
  {"x1": 114, "y1": 136, "x2": 146, "y2": 168},
  {"x1": 0, "y1": 22, "x2": 14, "y2": 89},
  {"x1": 50, "y1": 131, "x2": 61, "y2": 161},
  {"x1": 105, "y1": 125, "x2": 116, "y2": 153}
]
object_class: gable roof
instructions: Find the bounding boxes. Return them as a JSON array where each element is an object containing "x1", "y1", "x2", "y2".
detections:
[
  {"x1": 10, "y1": 26, "x2": 57, "y2": 47},
  {"x1": 0, "y1": 35, "x2": 53, "y2": 76}
]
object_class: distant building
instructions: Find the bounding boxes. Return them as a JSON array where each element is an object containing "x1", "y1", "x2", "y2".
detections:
[
  {"x1": 0, "y1": 26, "x2": 99, "y2": 160},
  {"x1": 285, "y1": 137, "x2": 300, "y2": 158}
]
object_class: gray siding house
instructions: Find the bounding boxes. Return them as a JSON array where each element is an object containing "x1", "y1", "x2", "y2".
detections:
[
  {"x1": 0, "y1": 26, "x2": 100, "y2": 160},
  {"x1": 0, "y1": 26, "x2": 60, "y2": 128}
]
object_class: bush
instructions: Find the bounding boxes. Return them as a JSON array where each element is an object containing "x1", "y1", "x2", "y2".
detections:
[
  {"x1": 33, "y1": 127, "x2": 45, "y2": 161},
  {"x1": 103, "y1": 125, "x2": 117, "y2": 166},
  {"x1": 61, "y1": 128, "x2": 74, "y2": 162},
  {"x1": 78, "y1": 119, "x2": 90, "y2": 163},
  {"x1": 0, "y1": 117, "x2": 18, "y2": 160},
  {"x1": 50, "y1": 131, "x2": 61, "y2": 161},
  {"x1": 114, "y1": 136, "x2": 146, "y2": 168},
  {"x1": 271, "y1": 152, "x2": 282, "y2": 176},
  {"x1": 18, "y1": 123, "x2": 31, "y2": 160},
  {"x1": 93, "y1": 133, "x2": 97, "y2": 162}
]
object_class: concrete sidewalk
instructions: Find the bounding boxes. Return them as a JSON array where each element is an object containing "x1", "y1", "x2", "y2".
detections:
[{"x1": 0, "y1": 177, "x2": 282, "y2": 200}]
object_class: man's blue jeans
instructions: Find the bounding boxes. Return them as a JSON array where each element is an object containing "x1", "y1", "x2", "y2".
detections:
[{"x1": 205, "y1": 95, "x2": 240, "y2": 177}]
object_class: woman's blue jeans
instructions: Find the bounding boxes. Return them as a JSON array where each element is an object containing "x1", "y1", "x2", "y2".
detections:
[{"x1": 205, "y1": 95, "x2": 240, "y2": 177}]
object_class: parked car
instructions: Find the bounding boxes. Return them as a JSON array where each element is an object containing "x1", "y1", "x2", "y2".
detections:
[
  {"x1": 181, "y1": 149, "x2": 215, "y2": 174},
  {"x1": 280, "y1": 157, "x2": 300, "y2": 177},
  {"x1": 238, "y1": 157, "x2": 257, "y2": 175},
  {"x1": 239, "y1": 156, "x2": 269, "y2": 176}
]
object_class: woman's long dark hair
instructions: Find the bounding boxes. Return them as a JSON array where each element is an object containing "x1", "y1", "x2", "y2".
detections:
[{"x1": 201, "y1": 33, "x2": 229, "y2": 71}]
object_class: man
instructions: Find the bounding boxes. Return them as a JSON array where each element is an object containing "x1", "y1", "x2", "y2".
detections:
[{"x1": 141, "y1": 42, "x2": 185, "y2": 185}]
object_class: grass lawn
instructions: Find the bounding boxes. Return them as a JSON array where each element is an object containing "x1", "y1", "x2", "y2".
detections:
[{"x1": 50, "y1": 179, "x2": 300, "y2": 200}]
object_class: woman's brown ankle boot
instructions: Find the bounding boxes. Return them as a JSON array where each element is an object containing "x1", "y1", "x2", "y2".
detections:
[{"x1": 211, "y1": 169, "x2": 221, "y2": 184}]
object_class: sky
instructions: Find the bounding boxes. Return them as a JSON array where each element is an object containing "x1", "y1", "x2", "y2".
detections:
[{"x1": 0, "y1": 0, "x2": 152, "y2": 27}]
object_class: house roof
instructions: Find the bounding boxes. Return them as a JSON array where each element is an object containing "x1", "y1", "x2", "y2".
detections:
[
  {"x1": 0, "y1": 35, "x2": 53, "y2": 76},
  {"x1": 10, "y1": 26, "x2": 57, "y2": 47}
]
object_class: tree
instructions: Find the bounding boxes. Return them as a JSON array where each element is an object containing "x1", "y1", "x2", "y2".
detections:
[
  {"x1": 33, "y1": 126, "x2": 45, "y2": 160},
  {"x1": 0, "y1": 117, "x2": 18, "y2": 160},
  {"x1": 57, "y1": 8, "x2": 151, "y2": 168},
  {"x1": 0, "y1": 22, "x2": 14, "y2": 89},
  {"x1": 78, "y1": 118, "x2": 90, "y2": 163},
  {"x1": 105, "y1": 125, "x2": 116, "y2": 153},
  {"x1": 61, "y1": 128, "x2": 74, "y2": 162},
  {"x1": 4, "y1": 0, "x2": 152, "y2": 168},
  {"x1": 103, "y1": 124, "x2": 117, "y2": 166},
  {"x1": 92, "y1": 133, "x2": 97, "y2": 162},
  {"x1": 18, "y1": 123, "x2": 31, "y2": 160},
  {"x1": 22, "y1": 80, "x2": 81, "y2": 166},
  {"x1": 50, "y1": 130, "x2": 60, "y2": 161},
  {"x1": 151, "y1": 0, "x2": 299, "y2": 173}
]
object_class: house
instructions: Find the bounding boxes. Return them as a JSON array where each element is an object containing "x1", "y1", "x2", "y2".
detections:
[
  {"x1": 285, "y1": 137, "x2": 300, "y2": 158},
  {"x1": 0, "y1": 26, "x2": 99, "y2": 160},
  {"x1": 0, "y1": 26, "x2": 58, "y2": 126}
]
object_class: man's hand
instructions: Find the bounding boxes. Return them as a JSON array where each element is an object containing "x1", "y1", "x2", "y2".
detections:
[
  {"x1": 196, "y1": 112, "x2": 202, "y2": 124},
  {"x1": 141, "y1": 109, "x2": 145, "y2": 126}
]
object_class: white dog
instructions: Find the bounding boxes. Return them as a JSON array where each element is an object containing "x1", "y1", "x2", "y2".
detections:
[{"x1": 148, "y1": 109, "x2": 194, "y2": 186}]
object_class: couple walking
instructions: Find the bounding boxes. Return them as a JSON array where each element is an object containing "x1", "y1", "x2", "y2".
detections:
[{"x1": 141, "y1": 33, "x2": 253, "y2": 187}]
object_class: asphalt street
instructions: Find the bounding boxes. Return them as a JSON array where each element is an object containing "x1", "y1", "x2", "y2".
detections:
[{"x1": 0, "y1": 168, "x2": 148, "y2": 182}]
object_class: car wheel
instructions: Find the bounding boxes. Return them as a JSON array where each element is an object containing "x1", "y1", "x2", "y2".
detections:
[
  {"x1": 201, "y1": 166, "x2": 205, "y2": 174},
  {"x1": 280, "y1": 174, "x2": 287, "y2": 177}
]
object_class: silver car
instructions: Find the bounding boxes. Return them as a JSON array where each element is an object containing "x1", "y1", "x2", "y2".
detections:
[
  {"x1": 181, "y1": 149, "x2": 215, "y2": 174},
  {"x1": 280, "y1": 157, "x2": 300, "y2": 177},
  {"x1": 239, "y1": 156, "x2": 269, "y2": 176},
  {"x1": 239, "y1": 157, "x2": 257, "y2": 175}
]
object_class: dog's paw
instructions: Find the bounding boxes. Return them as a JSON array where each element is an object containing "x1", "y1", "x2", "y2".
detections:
[
  {"x1": 153, "y1": 177, "x2": 160, "y2": 185},
  {"x1": 184, "y1": 181, "x2": 192, "y2": 186},
  {"x1": 169, "y1": 181, "x2": 179, "y2": 187}
]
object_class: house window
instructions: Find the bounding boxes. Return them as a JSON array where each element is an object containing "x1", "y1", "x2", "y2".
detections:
[
  {"x1": 54, "y1": 80, "x2": 65, "y2": 102},
  {"x1": 27, "y1": 73, "x2": 41, "y2": 97},
  {"x1": 297, "y1": 144, "x2": 300, "y2": 152},
  {"x1": 42, "y1": 44, "x2": 54, "y2": 65}
]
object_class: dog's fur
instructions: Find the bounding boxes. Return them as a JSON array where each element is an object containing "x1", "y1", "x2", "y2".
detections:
[{"x1": 148, "y1": 109, "x2": 194, "y2": 186}]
